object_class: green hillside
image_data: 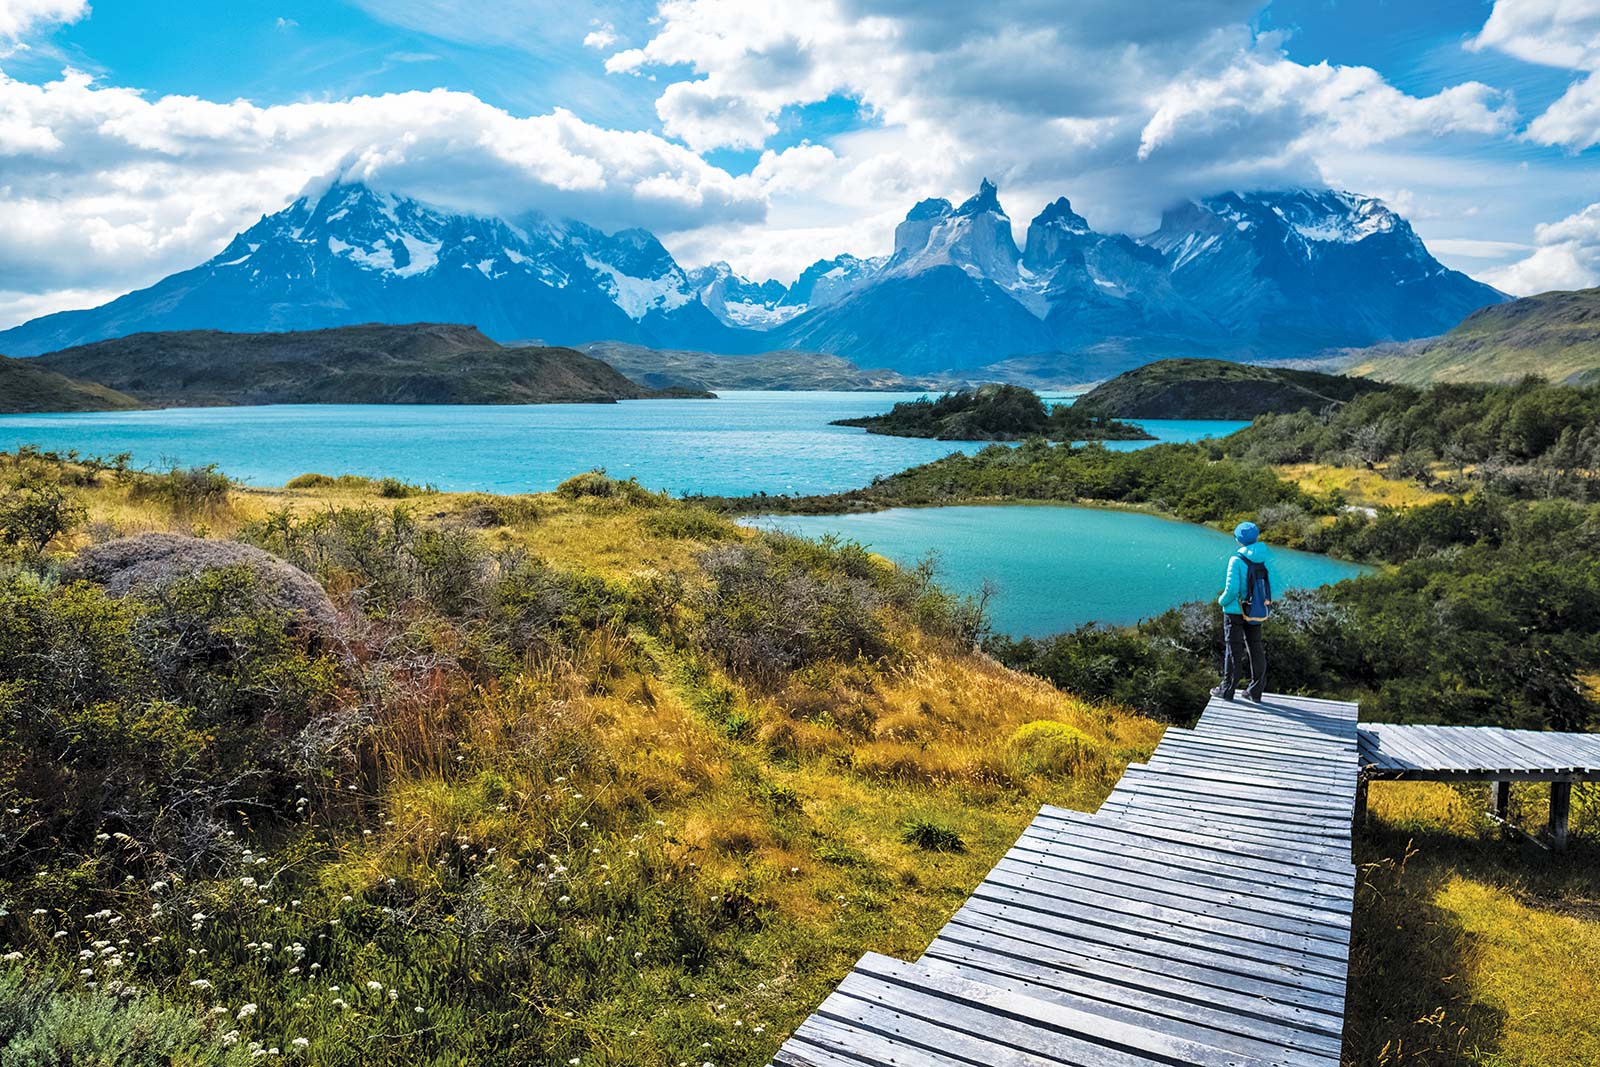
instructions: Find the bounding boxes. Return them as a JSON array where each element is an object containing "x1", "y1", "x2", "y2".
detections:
[
  {"x1": 0, "y1": 353, "x2": 143, "y2": 413},
  {"x1": 31, "y1": 323, "x2": 708, "y2": 407},
  {"x1": 1348, "y1": 287, "x2": 1600, "y2": 385},
  {"x1": 1075, "y1": 357, "x2": 1387, "y2": 418}
]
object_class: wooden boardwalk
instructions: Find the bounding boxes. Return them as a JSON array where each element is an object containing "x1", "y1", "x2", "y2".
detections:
[
  {"x1": 1358, "y1": 722, "x2": 1600, "y2": 849},
  {"x1": 772, "y1": 693, "x2": 1362, "y2": 1067},
  {"x1": 1358, "y1": 723, "x2": 1600, "y2": 780}
]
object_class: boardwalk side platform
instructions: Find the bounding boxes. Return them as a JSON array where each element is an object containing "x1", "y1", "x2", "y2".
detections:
[
  {"x1": 1358, "y1": 722, "x2": 1600, "y2": 848},
  {"x1": 773, "y1": 693, "x2": 1361, "y2": 1067}
]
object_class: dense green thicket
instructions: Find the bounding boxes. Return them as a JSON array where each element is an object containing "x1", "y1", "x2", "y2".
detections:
[
  {"x1": 832, "y1": 384, "x2": 1152, "y2": 442},
  {"x1": 705, "y1": 437, "x2": 1317, "y2": 524},
  {"x1": 1228, "y1": 377, "x2": 1600, "y2": 497}
]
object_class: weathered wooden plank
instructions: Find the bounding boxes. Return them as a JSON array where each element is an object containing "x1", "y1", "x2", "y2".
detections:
[
  {"x1": 999, "y1": 844, "x2": 1355, "y2": 931},
  {"x1": 948, "y1": 897, "x2": 1351, "y2": 998},
  {"x1": 845, "y1": 954, "x2": 1305, "y2": 1067},
  {"x1": 1357, "y1": 723, "x2": 1600, "y2": 780},
  {"x1": 978, "y1": 865, "x2": 1353, "y2": 959},
  {"x1": 1137, "y1": 758, "x2": 1358, "y2": 798},
  {"x1": 932, "y1": 909, "x2": 1349, "y2": 1013},
  {"x1": 1016, "y1": 825, "x2": 1355, "y2": 909},
  {"x1": 1116, "y1": 768, "x2": 1355, "y2": 817},
  {"x1": 1028, "y1": 817, "x2": 1355, "y2": 900},
  {"x1": 919, "y1": 955, "x2": 1341, "y2": 1067},
  {"x1": 1101, "y1": 790, "x2": 1354, "y2": 847},
  {"x1": 1159, "y1": 732, "x2": 1361, "y2": 771}
]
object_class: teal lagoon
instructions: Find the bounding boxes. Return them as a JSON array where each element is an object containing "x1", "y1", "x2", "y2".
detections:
[
  {"x1": 747, "y1": 505, "x2": 1372, "y2": 636},
  {"x1": 0, "y1": 392, "x2": 1248, "y2": 497}
]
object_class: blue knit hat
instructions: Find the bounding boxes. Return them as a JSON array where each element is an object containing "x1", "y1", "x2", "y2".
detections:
[{"x1": 1234, "y1": 521, "x2": 1260, "y2": 545}]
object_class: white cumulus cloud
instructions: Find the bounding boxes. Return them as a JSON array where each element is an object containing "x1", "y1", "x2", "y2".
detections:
[
  {"x1": 0, "y1": 68, "x2": 762, "y2": 316},
  {"x1": 1471, "y1": 0, "x2": 1600, "y2": 150},
  {"x1": 0, "y1": 0, "x2": 87, "y2": 42},
  {"x1": 601, "y1": 0, "x2": 1527, "y2": 279},
  {"x1": 1485, "y1": 201, "x2": 1600, "y2": 294}
]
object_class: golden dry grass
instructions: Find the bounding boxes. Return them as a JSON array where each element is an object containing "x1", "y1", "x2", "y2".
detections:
[
  {"x1": 1274, "y1": 462, "x2": 1452, "y2": 510},
  {"x1": 1347, "y1": 781, "x2": 1600, "y2": 1067}
]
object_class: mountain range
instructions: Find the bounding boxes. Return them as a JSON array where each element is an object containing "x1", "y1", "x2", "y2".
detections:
[{"x1": 0, "y1": 177, "x2": 1508, "y2": 380}]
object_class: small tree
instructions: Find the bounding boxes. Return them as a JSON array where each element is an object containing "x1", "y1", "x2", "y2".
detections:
[{"x1": 0, "y1": 469, "x2": 85, "y2": 555}]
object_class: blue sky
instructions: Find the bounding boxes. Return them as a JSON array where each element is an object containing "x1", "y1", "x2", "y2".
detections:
[{"x1": 1, "y1": 0, "x2": 1597, "y2": 328}]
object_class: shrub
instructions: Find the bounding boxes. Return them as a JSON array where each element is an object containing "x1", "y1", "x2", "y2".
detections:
[
  {"x1": 241, "y1": 505, "x2": 487, "y2": 618},
  {"x1": 487, "y1": 557, "x2": 633, "y2": 662},
  {"x1": 376, "y1": 476, "x2": 425, "y2": 498},
  {"x1": 68, "y1": 532, "x2": 338, "y2": 642},
  {"x1": 284, "y1": 472, "x2": 373, "y2": 490},
  {"x1": 643, "y1": 506, "x2": 735, "y2": 541},
  {"x1": 0, "y1": 468, "x2": 84, "y2": 556},
  {"x1": 987, "y1": 624, "x2": 1212, "y2": 721},
  {"x1": 555, "y1": 469, "x2": 662, "y2": 506},
  {"x1": 697, "y1": 536, "x2": 894, "y2": 688},
  {"x1": 130, "y1": 464, "x2": 233, "y2": 515},
  {"x1": 0, "y1": 968, "x2": 247, "y2": 1066},
  {"x1": 1009, "y1": 720, "x2": 1102, "y2": 777},
  {"x1": 900, "y1": 817, "x2": 965, "y2": 852}
]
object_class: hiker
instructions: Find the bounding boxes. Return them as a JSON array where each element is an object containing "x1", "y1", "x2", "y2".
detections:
[{"x1": 1212, "y1": 521, "x2": 1272, "y2": 703}]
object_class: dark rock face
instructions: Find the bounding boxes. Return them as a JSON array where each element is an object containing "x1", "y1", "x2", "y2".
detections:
[{"x1": 69, "y1": 533, "x2": 338, "y2": 641}]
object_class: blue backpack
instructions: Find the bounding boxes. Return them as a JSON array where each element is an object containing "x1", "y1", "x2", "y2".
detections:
[{"x1": 1239, "y1": 551, "x2": 1272, "y2": 623}]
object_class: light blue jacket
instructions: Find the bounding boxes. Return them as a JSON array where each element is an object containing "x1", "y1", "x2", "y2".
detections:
[{"x1": 1219, "y1": 541, "x2": 1270, "y2": 615}]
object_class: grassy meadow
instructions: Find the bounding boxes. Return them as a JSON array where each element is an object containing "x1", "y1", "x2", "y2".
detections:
[
  {"x1": 0, "y1": 452, "x2": 1160, "y2": 1065},
  {"x1": 0, "y1": 447, "x2": 1597, "y2": 1066}
]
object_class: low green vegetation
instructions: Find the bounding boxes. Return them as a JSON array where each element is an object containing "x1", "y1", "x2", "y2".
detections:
[
  {"x1": 832, "y1": 383, "x2": 1153, "y2": 441},
  {"x1": 0, "y1": 450, "x2": 1160, "y2": 1066}
]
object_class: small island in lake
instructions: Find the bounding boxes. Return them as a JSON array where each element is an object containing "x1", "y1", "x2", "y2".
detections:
[
  {"x1": 833, "y1": 383, "x2": 1155, "y2": 441},
  {"x1": 1074, "y1": 357, "x2": 1388, "y2": 420}
]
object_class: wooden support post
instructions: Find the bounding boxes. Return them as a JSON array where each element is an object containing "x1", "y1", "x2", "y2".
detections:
[
  {"x1": 1488, "y1": 780, "x2": 1510, "y2": 821},
  {"x1": 1550, "y1": 781, "x2": 1572, "y2": 851},
  {"x1": 1354, "y1": 778, "x2": 1369, "y2": 830}
]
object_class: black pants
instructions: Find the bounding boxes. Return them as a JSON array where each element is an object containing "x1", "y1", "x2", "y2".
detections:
[{"x1": 1221, "y1": 613, "x2": 1265, "y2": 700}]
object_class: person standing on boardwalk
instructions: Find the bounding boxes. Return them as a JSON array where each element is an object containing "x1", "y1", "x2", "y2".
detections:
[{"x1": 1212, "y1": 521, "x2": 1272, "y2": 703}]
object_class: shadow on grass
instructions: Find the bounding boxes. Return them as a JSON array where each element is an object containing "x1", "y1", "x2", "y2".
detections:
[{"x1": 1346, "y1": 808, "x2": 1599, "y2": 1067}]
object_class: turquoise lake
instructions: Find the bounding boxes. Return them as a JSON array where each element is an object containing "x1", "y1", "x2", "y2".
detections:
[
  {"x1": 0, "y1": 391, "x2": 1247, "y2": 497},
  {"x1": 749, "y1": 505, "x2": 1372, "y2": 637}
]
